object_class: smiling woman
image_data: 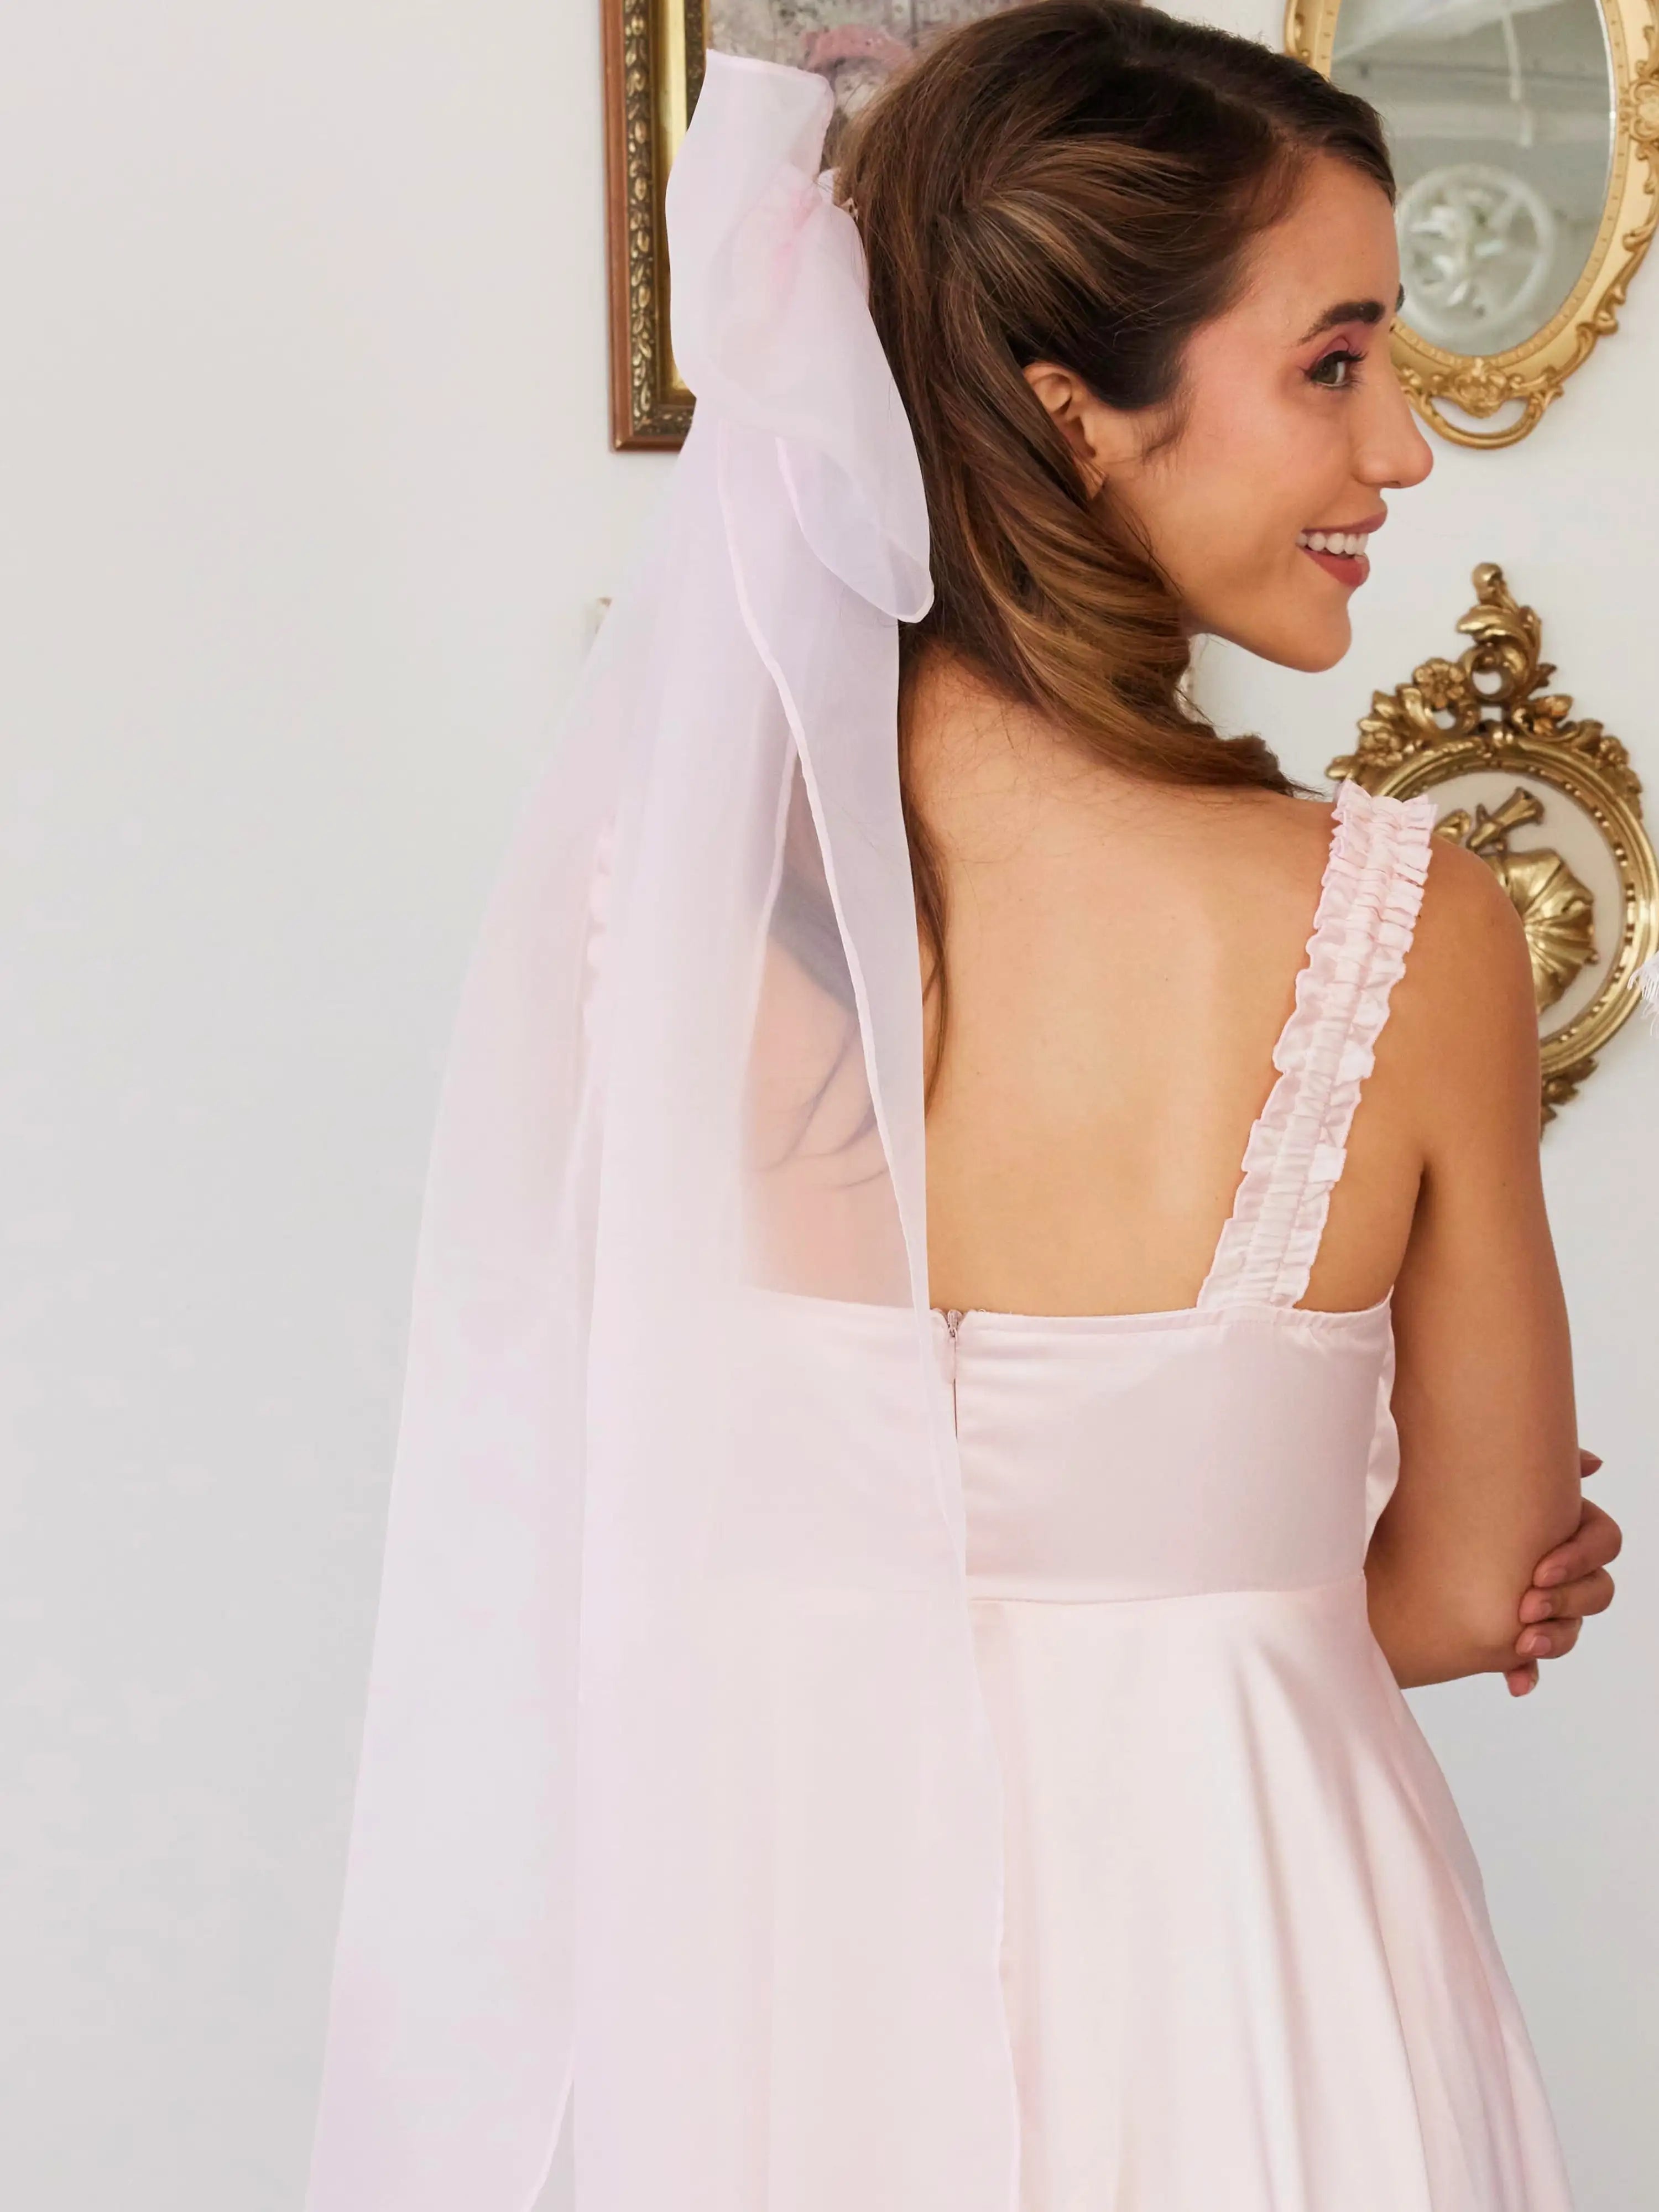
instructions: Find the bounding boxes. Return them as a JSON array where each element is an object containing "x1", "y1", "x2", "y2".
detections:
[
  {"x1": 834, "y1": 19, "x2": 1435, "y2": 1019},
  {"x1": 306, "y1": 12, "x2": 1619, "y2": 2211},
  {"x1": 833, "y1": 6, "x2": 1590, "y2": 2197},
  {"x1": 1015, "y1": 163, "x2": 1431, "y2": 673}
]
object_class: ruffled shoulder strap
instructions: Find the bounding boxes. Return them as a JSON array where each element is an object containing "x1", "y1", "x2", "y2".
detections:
[{"x1": 1196, "y1": 776, "x2": 1438, "y2": 1311}]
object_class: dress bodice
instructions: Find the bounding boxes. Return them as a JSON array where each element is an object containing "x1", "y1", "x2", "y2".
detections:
[
  {"x1": 937, "y1": 774, "x2": 1436, "y2": 1603},
  {"x1": 940, "y1": 1298, "x2": 1397, "y2": 1603}
]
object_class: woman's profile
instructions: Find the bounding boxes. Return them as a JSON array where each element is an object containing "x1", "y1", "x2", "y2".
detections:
[{"x1": 305, "y1": 7, "x2": 1624, "y2": 2208}]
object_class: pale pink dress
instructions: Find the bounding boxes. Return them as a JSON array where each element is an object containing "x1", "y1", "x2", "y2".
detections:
[{"x1": 936, "y1": 779, "x2": 1576, "y2": 2208}]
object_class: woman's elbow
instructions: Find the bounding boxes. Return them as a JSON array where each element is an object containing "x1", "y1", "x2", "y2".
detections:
[{"x1": 1364, "y1": 1561, "x2": 1531, "y2": 1688}]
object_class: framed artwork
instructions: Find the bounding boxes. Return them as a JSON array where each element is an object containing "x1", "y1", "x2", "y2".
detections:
[
  {"x1": 1329, "y1": 565, "x2": 1659, "y2": 1121},
  {"x1": 602, "y1": 1, "x2": 1019, "y2": 448}
]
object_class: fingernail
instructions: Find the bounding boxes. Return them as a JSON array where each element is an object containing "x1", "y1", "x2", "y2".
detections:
[
  {"x1": 1537, "y1": 1563, "x2": 1567, "y2": 1584},
  {"x1": 1520, "y1": 1631, "x2": 1550, "y2": 1656},
  {"x1": 1520, "y1": 1593, "x2": 1554, "y2": 1623}
]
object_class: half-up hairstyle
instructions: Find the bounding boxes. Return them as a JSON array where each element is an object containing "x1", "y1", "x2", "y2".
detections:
[{"x1": 833, "y1": 0, "x2": 1394, "y2": 1055}]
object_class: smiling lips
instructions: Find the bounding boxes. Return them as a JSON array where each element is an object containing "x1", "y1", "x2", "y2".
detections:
[
  {"x1": 1297, "y1": 510, "x2": 1386, "y2": 587},
  {"x1": 1297, "y1": 526, "x2": 1370, "y2": 558}
]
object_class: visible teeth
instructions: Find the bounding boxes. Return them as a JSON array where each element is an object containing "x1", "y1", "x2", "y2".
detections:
[{"x1": 1298, "y1": 529, "x2": 1370, "y2": 557}]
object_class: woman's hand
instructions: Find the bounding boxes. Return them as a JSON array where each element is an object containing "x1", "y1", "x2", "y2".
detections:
[{"x1": 1505, "y1": 1449, "x2": 1621, "y2": 1696}]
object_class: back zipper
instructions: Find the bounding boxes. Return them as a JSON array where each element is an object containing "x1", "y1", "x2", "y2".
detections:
[{"x1": 942, "y1": 1308, "x2": 964, "y2": 1433}]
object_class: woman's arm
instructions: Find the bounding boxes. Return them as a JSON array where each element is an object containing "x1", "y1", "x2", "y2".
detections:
[{"x1": 1364, "y1": 839, "x2": 1584, "y2": 1689}]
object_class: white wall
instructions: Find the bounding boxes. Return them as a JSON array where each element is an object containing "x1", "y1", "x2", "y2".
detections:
[
  {"x1": 0, "y1": 7, "x2": 666, "y2": 2208},
  {"x1": 1, "y1": 4, "x2": 1650, "y2": 2209}
]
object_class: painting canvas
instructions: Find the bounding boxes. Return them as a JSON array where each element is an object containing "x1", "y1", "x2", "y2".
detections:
[
  {"x1": 603, "y1": 0, "x2": 1024, "y2": 447},
  {"x1": 711, "y1": 3, "x2": 1016, "y2": 122}
]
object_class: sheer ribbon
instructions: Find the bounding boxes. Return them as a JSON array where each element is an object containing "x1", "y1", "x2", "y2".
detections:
[{"x1": 306, "y1": 53, "x2": 1019, "y2": 2212}]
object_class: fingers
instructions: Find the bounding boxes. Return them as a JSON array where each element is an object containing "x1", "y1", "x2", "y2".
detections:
[
  {"x1": 1508, "y1": 1463, "x2": 1618, "y2": 1695},
  {"x1": 1514, "y1": 1615, "x2": 1585, "y2": 1663},
  {"x1": 1520, "y1": 1566, "x2": 1615, "y2": 1629},
  {"x1": 1579, "y1": 1448, "x2": 1603, "y2": 1478},
  {"x1": 1534, "y1": 1497, "x2": 1624, "y2": 1587}
]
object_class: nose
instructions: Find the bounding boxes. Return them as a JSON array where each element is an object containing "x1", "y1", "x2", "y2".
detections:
[{"x1": 1357, "y1": 357, "x2": 1434, "y2": 491}]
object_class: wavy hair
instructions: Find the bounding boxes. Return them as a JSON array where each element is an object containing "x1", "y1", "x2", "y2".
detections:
[{"x1": 833, "y1": 0, "x2": 1394, "y2": 1072}]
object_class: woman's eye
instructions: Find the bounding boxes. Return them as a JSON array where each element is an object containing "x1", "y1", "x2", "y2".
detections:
[{"x1": 1308, "y1": 346, "x2": 1364, "y2": 389}]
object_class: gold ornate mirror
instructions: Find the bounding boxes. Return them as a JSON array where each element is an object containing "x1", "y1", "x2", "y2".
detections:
[
  {"x1": 1329, "y1": 565, "x2": 1659, "y2": 1117},
  {"x1": 1287, "y1": 0, "x2": 1659, "y2": 446}
]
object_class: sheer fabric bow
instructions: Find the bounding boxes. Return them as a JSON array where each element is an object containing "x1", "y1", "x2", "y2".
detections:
[{"x1": 305, "y1": 53, "x2": 1019, "y2": 2212}]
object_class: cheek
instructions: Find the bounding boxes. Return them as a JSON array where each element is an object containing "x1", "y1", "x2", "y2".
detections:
[
  {"x1": 1161, "y1": 393, "x2": 1316, "y2": 585},
  {"x1": 1147, "y1": 404, "x2": 1356, "y2": 666}
]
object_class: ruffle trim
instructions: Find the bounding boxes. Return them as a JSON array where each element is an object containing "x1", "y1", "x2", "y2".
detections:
[{"x1": 1198, "y1": 777, "x2": 1437, "y2": 1311}]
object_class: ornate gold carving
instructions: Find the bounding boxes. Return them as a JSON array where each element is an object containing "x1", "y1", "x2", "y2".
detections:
[
  {"x1": 1439, "y1": 790, "x2": 1598, "y2": 1011},
  {"x1": 1287, "y1": 0, "x2": 1659, "y2": 449},
  {"x1": 604, "y1": 0, "x2": 701, "y2": 449},
  {"x1": 1329, "y1": 566, "x2": 1659, "y2": 1119},
  {"x1": 1330, "y1": 566, "x2": 1641, "y2": 798}
]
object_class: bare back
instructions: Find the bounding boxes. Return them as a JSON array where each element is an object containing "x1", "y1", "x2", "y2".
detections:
[
  {"x1": 922, "y1": 765, "x2": 1422, "y2": 1319},
  {"x1": 909, "y1": 659, "x2": 1581, "y2": 1683}
]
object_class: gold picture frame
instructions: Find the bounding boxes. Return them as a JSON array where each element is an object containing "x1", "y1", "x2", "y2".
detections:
[
  {"x1": 603, "y1": 0, "x2": 704, "y2": 450},
  {"x1": 1286, "y1": 0, "x2": 1659, "y2": 448},
  {"x1": 602, "y1": 4, "x2": 1030, "y2": 449},
  {"x1": 1329, "y1": 564, "x2": 1659, "y2": 1118}
]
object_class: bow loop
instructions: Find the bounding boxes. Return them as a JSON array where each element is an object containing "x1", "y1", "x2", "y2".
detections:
[{"x1": 667, "y1": 54, "x2": 932, "y2": 621}]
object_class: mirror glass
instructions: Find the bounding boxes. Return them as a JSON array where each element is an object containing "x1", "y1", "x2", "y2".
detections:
[{"x1": 1331, "y1": 0, "x2": 1615, "y2": 358}]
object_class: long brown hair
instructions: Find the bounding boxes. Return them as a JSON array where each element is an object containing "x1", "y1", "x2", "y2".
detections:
[{"x1": 833, "y1": 0, "x2": 1394, "y2": 1066}]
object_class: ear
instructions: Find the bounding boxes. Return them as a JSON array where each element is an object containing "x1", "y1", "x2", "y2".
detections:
[{"x1": 1021, "y1": 361, "x2": 1141, "y2": 497}]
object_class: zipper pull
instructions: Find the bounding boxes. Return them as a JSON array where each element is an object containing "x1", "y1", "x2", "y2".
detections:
[{"x1": 942, "y1": 1308, "x2": 964, "y2": 1425}]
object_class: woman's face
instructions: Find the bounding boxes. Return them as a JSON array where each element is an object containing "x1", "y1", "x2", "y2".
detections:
[{"x1": 1026, "y1": 154, "x2": 1433, "y2": 674}]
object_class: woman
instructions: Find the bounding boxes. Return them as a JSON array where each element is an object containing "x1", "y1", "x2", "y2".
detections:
[{"x1": 306, "y1": 8, "x2": 1624, "y2": 2209}]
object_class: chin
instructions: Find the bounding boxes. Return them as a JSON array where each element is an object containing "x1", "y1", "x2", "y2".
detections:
[
  {"x1": 1220, "y1": 607, "x2": 1354, "y2": 675},
  {"x1": 1280, "y1": 626, "x2": 1352, "y2": 674}
]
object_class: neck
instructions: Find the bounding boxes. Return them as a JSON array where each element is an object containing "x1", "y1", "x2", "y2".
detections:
[{"x1": 902, "y1": 644, "x2": 1184, "y2": 872}]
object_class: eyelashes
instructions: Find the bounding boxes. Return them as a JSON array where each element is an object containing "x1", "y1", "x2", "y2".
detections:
[{"x1": 1307, "y1": 345, "x2": 1365, "y2": 390}]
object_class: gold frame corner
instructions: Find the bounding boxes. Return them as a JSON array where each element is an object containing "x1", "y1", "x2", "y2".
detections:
[{"x1": 1288, "y1": 0, "x2": 1659, "y2": 448}]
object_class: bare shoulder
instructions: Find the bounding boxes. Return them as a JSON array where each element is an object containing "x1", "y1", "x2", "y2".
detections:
[
  {"x1": 1188, "y1": 785, "x2": 1339, "y2": 901},
  {"x1": 1244, "y1": 787, "x2": 1339, "y2": 852},
  {"x1": 1385, "y1": 827, "x2": 1542, "y2": 1158},
  {"x1": 1215, "y1": 789, "x2": 1540, "y2": 1158},
  {"x1": 1397, "y1": 831, "x2": 1535, "y2": 1045}
]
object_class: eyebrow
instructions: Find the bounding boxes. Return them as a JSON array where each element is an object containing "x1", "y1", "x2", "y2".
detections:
[{"x1": 1298, "y1": 284, "x2": 1406, "y2": 343}]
